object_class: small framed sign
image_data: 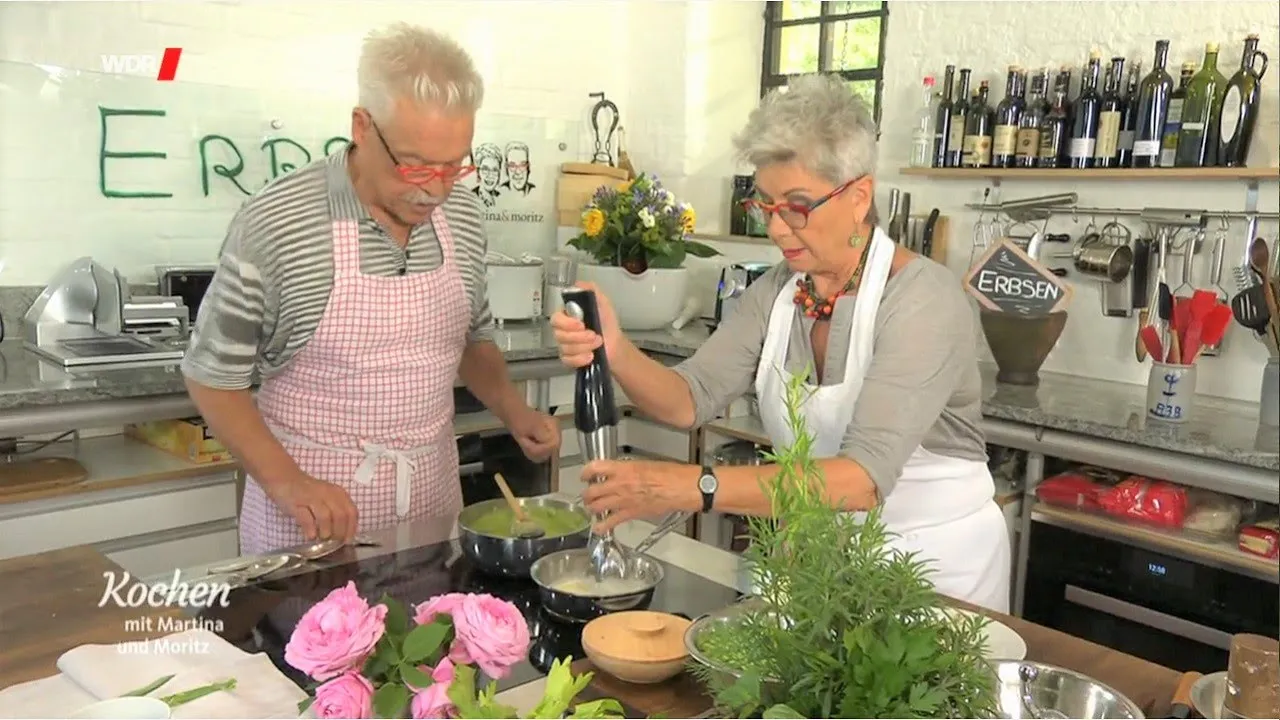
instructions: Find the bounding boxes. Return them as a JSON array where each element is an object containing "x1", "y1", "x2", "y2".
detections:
[{"x1": 963, "y1": 238, "x2": 1073, "y2": 316}]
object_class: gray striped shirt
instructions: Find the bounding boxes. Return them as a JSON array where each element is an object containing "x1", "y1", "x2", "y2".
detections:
[{"x1": 181, "y1": 149, "x2": 492, "y2": 390}]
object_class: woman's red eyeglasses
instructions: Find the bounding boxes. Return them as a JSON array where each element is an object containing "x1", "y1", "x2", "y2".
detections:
[{"x1": 740, "y1": 178, "x2": 857, "y2": 230}]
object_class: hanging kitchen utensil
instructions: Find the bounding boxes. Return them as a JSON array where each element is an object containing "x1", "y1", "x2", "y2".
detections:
[
  {"x1": 1172, "y1": 229, "x2": 1199, "y2": 296},
  {"x1": 588, "y1": 92, "x2": 620, "y2": 166}
]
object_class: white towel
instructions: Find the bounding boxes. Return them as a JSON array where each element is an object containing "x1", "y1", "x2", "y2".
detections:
[{"x1": 0, "y1": 629, "x2": 310, "y2": 719}]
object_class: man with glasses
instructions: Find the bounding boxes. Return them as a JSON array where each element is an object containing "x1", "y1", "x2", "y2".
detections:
[{"x1": 182, "y1": 23, "x2": 560, "y2": 555}]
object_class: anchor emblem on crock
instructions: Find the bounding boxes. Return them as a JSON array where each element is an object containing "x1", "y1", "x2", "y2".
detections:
[{"x1": 1161, "y1": 372, "x2": 1179, "y2": 398}]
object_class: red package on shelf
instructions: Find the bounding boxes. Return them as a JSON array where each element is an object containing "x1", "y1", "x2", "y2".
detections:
[
  {"x1": 1239, "y1": 519, "x2": 1280, "y2": 560},
  {"x1": 1036, "y1": 472, "x2": 1105, "y2": 511},
  {"x1": 1097, "y1": 476, "x2": 1188, "y2": 528}
]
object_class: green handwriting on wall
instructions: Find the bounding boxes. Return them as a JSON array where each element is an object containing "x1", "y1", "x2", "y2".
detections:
[{"x1": 98, "y1": 106, "x2": 351, "y2": 199}]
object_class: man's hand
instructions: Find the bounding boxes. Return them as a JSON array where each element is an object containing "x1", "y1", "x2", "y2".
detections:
[
  {"x1": 507, "y1": 406, "x2": 561, "y2": 462},
  {"x1": 262, "y1": 473, "x2": 359, "y2": 544}
]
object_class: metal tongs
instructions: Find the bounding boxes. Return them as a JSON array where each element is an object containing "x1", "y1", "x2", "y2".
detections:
[{"x1": 631, "y1": 511, "x2": 689, "y2": 556}]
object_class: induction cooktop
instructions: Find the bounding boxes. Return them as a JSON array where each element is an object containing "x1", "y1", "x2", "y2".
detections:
[{"x1": 196, "y1": 539, "x2": 743, "y2": 694}]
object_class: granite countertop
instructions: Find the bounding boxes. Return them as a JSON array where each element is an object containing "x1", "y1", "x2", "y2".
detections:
[{"x1": 0, "y1": 321, "x2": 1275, "y2": 469}]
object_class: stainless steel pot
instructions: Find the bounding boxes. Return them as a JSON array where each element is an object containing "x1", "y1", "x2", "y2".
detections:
[
  {"x1": 990, "y1": 661, "x2": 1144, "y2": 719},
  {"x1": 711, "y1": 439, "x2": 769, "y2": 466},
  {"x1": 457, "y1": 497, "x2": 590, "y2": 579},
  {"x1": 529, "y1": 547, "x2": 663, "y2": 623}
]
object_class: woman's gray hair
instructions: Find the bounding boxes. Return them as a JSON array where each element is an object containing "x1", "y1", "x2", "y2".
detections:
[
  {"x1": 358, "y1": 23, "x2": 485, "y2": 122},
  {"x1": 733, "y1": 74, "x2": 878, "y2": 185}
]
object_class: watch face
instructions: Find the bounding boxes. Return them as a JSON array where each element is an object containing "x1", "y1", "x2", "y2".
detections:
[{"x1": 698, "y1": 473, "x2": 717, "y2": 493}]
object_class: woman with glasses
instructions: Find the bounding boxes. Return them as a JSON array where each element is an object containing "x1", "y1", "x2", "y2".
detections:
[{"x1": 550, "y1": 74, "x2": 1010, "y2": 612}]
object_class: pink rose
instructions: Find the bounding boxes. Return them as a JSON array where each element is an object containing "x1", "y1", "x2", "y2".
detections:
[
  {"x1": 313, "y1": 672, "x2": 374, "y2": 719},
  {"x1": 285, "y1": 581, "x2": 388, "y2": 680},
  {"x1": 451, "y1": 594, "x2": 530, "y2": 678},
  {"x1": 413, "y1": 592, "x2": 473, "y2": 663},
  {"x1": 410, "y1": 657, "x2": 456, "y2": 719}
]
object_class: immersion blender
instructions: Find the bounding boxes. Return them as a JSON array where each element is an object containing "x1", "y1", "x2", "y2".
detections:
[{"x1": 561, "y1": 287, "x2": 628, "y2": 579}]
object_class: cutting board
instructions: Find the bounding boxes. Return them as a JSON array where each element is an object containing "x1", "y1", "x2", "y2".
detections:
[{"x1": 0, "y1": 457, "x2": 89, "y2": 496}]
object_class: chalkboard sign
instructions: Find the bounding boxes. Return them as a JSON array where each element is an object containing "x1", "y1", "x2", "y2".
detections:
[{"x1": 963, "y1": 238, "x2": 1073, "y2": 316}]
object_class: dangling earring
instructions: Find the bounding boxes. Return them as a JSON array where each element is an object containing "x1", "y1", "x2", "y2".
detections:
[{"x1": 848, "y1": 228, "x2": 863, "y2": 247}]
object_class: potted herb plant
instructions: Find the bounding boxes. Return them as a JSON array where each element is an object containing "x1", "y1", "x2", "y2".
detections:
[
  {"x1": 687, "y1": 372, "x2": 1000, "y2": 719},
  {"x1": 567, "y1": 173, "x2": 720, "y2": 330}
]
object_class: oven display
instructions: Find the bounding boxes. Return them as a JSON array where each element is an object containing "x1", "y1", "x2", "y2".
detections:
[{"x1": 1129, "y1": 549, "x2": 1194, "y2": 588}]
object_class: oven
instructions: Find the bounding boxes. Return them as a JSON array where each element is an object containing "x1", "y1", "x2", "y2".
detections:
[
  {"x1": 454, "y1": 388, "x2": 552, "y2": 505},
  {"x1": 1022, "y1": 520, "x2": 1278, "y2": 674}
]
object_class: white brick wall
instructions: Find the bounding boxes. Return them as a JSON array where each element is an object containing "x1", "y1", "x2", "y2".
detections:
[
  {"x1": 1, "y1": 0, "x2": 1278, "y2": 403},
  {"x1": 0, "y1": 0, "x2": 762, "y2": 283}
]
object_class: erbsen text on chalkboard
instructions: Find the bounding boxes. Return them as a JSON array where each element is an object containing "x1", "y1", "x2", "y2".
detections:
[{"x1": 963, "y1": 238, "x2": 1073, "y2": 316}]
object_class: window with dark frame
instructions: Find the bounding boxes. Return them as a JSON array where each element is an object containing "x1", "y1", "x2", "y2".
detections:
[{"x1": 759, "y1": 0, "x2": 889, "y2": 125}]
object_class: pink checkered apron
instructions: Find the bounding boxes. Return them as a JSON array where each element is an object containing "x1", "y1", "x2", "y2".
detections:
[{"x1": 238, "y1": 212, "x2": 468, "y2": 555}]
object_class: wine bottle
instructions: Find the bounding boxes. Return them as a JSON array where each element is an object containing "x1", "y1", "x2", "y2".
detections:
[
  {"x1": 993, "y1": 66, "x2": 1025, "y2": 168},
  {"x1": 1069, "y1": 51, "x2": 1103, "y2": 168},
  {"x1": 1175, "y1": 43, "x2": 1228, "y2": 167},
  {"x1": 933, "y1": 65, "x2": 955, "y2": 168},
  {"x1": 1016, "y1": 69, "x2": 1050, "y2": 168},
  {"x1": 1095, "y1": 57, "x2": 1126, "y2": 168},
  {"x1": 1117, "y1": 60, "x2": 1143, "y2": 166},
  {"x1": 945, "y1": 69, "x2": 971, "y2": 167},
  {"x1": 1037, "y1": 71, "x2": 1071, "y2": 168},
  {"x1": 1216, "y1": 33, "x2": 1270, "y2": 167},
  {"x1": 962, "y1": 82, "x2": 994, "y2": 168},
  {"x1": 1160, "y1": 63, "x2": 1195, "y2": 167},
  {"x1": 1132, "y1": 40, "x2": 1173, "y2": 168}
]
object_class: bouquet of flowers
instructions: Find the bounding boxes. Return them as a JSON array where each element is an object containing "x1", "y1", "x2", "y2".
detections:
[
  {"x1": 568, "y1": 172, "x2": 720, "y2": 273},
  {"x1": 285, "y1": 582, "x2": 624, "y2": 719}
]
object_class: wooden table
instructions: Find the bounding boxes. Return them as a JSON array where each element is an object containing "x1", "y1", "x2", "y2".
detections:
[
  {"x1": 0, "y1": 546, "x2": 1183, "y2": 718},
  {"x1": 0, "y1": 546, "x2": 180, "y2": 688}
]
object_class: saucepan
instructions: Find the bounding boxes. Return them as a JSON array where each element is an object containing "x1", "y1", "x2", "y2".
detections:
[
  {"x1": 529, "y1": 547, "x2": 663, "y2": 623},
  {"x1": 457, "y1": 496, "x2": 591, "y2": 579},
  {"x1": 989, "y1": 661, "x2": 1144, "y2": 719}
]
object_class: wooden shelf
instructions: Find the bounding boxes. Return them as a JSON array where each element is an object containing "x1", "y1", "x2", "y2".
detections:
[
  {"x1": 899, "y1": 167, "x2": 1280, "y2": 181},
  {"x1": 1032, "y1": 503, "x2": 1278, "y2": 583},
  {"x1": 0, "y1": 434, "x2": 238, "y2": 505}
]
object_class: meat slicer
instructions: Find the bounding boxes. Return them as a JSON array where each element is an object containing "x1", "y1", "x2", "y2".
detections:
[{"x1": 23, "y1": 257, "x2": 188, "y2": 367}]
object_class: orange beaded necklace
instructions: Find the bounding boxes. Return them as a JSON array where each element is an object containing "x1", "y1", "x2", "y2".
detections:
[{"x1": 792, "y1": 237, "x2": 872, "y2": 320}]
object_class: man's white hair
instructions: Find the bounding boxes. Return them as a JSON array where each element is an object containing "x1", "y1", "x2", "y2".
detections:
[
  {"x1": 357, "y1": 22, "x2": 484, "y2": 121},
  {"x1": 733, "y1": 73, "x2": 878, "y2": 184}
]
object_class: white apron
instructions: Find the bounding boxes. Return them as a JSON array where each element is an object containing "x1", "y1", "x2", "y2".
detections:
[{"x1": 754, "y1": 227, "x2": 1011, "y2": 613}]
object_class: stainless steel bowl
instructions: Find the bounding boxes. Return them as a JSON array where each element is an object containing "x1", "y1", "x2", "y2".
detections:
[
  {"x1": 684, "y1": 598, "x2": 786, "y2": 702},
  {"x1": 990, "y1": 661, "x2": 1144, "y2": 719},
  {"x1": 457, "y1": 497, "x2": 590, "y2": 578},
  {"x1": 1190, "y1": 671, "x2": 1240, "y2": 719},
  {"x1": 529, "y1": 548, "x2": 663, "y2": 623}
]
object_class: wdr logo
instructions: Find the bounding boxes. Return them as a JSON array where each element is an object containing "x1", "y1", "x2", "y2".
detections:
[{"x1": 100, "y1": 48, "x2": 183, "y2": 81}]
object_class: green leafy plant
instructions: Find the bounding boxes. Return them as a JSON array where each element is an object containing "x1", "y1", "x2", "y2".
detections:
[
  {"x1": 690, "y1": 370, "x2": 999, "y2": 719},
  {"x1": 567, "y1": 172, "x2": 720, "y2": 273}
]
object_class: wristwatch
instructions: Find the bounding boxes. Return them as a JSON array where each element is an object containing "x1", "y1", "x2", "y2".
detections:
[{"x1": 697, "y1": 465, "x2": 718, "y2": 513}]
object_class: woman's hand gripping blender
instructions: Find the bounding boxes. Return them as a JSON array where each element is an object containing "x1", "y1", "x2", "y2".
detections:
[{"x1": 561, "y1": 287, "x2": 628, "y2": 580}]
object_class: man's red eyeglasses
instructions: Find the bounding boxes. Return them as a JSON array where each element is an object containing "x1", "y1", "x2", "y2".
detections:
[{"x1": 370, "y1": 120, "x2": 476, "y2": 184}]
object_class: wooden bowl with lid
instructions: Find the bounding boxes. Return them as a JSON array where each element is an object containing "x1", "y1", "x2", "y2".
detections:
[{"x1": 581, "y1": 610, "x2": 693, "y2": 684}]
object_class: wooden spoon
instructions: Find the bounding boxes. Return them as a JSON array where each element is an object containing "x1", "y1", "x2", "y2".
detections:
[
  {"x1": 494, "y1": 473, "x2": 543, "y2": 539},
  {"x1": 1249, "y1": 237, "x2": 1280, "y2": 351}
]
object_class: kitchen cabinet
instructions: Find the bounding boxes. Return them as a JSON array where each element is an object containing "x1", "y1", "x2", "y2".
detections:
[{"x1": 0, "y1": 471, "x2": 239, "y2": 561}]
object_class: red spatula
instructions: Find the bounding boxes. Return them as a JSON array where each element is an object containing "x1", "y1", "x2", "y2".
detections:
[
  {"x1": 1193, "y1": 304, "x2": 1233, "y2": 361},
  {"x1": 1139, "y1": 325, "x2": 1164, "y2": 363}
]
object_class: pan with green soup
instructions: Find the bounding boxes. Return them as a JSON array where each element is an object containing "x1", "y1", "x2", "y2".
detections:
[{"x1": 458, "y1": 497, "x2": 591, "y2": 578}]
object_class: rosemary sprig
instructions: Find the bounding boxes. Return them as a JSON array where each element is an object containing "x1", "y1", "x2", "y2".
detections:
[{"x1": 694, "y1": 368, "x2": 998, "y2": 719}]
